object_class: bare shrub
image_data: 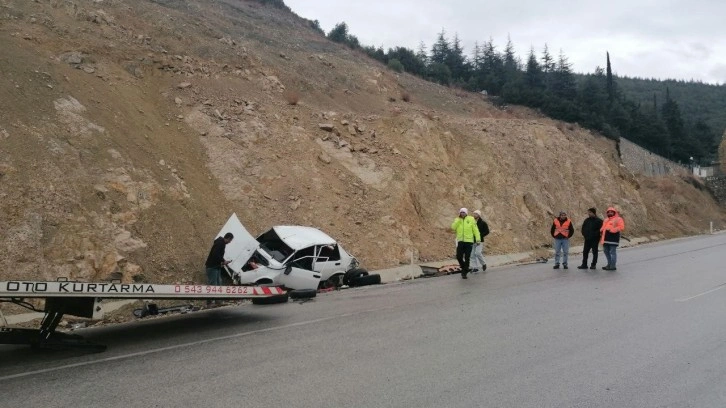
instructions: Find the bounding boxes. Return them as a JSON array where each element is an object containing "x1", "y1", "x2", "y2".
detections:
[
  {"x1": 283, "y1": 90, "x2": 299, "y2": 105},
  {"x1": 656, "y1": 179, "x2": 676, "y2": 195},
  {"x1": 682, "y1": 174, "x2": 706, "y2": 191},
  {"x1": 454, "y1": 88, "x2": 468, "y2": 98}
]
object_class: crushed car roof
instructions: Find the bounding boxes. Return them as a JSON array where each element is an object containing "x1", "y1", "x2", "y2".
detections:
[{"x1": 272, "y1": 226, "x2": 336, "y2": 250}]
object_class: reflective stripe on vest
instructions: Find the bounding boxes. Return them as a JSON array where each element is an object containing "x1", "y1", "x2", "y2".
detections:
[{"x1": 554, "y1": 218, "x2": 571, "y2": 238}]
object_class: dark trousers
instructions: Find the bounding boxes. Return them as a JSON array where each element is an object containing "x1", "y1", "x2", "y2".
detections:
[
  {"x1": 582, "y1": 239, "x2": 599, "y2": 266},
  {"x1": 456, "y1": 241, "x2": 474, "y2": 273}
]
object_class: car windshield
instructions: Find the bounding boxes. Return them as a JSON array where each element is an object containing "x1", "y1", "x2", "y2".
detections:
[{"x1": 257, "y1": 229, "x2": 294, "y2": 262}]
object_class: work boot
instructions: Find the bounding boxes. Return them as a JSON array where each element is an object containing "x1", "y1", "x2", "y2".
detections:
[
  {"x1": 553, "y1": 264, "x2": 560, "y2": 269},
  {"x1": 563, "y1": 264, "x2": 568, "y2": 269},
  {"x1": 481, "y1": 264, "x2": 487, "y2": 272},
  {"x1": 602, "y1": 265, "x2": 611, "y2": 270},
  {"x1": 577, "y1": 264, "x2": 587, "y2": 269}
]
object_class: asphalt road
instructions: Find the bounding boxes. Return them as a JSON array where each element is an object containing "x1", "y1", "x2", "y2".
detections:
[{"x1": 2, "y1": 234, "x2": 726, "y2": 407}]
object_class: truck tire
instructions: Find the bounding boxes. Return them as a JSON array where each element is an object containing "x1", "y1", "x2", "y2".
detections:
[
  {"x1": 343, "y1": 268, "x2": 368, "y2": 286},
  {"x1": 251, "y1": 293, "x2": 289, "y2": 305},
  {"x1": 289, "y1": 289, "x2": 317, "y2": 299},
  {"x1": 351, "y1": 273, "x2": 381, "y2": 287}
]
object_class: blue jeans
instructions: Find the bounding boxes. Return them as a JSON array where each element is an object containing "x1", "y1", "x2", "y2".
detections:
[
  {"x1": 603, "y1": 244, "x2": 617, "y2": 267},
  {"x1": 554, "y1": 238, "x2": 570, "y2": 265},
  {"x1": 206, "y1": 267, "x2": 221, "y2": 286}
]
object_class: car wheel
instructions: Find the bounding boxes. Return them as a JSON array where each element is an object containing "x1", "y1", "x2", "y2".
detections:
[
  {"x1": 251, "y1": 293, "x2": 289, "y2": 305},
  {"x1": 343, "y1": 268, "x2": 368, "y2": 286},
  {"x1": 351, "y1": 273, "x2": 381, "y2": 287},
  {"x1": 289, "y1": 289, "x2": 317, "y2": 299}
]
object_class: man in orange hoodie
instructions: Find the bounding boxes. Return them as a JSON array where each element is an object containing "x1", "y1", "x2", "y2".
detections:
[{"x1": 600, "y1": 207, "x2": 625, "y2": 270}]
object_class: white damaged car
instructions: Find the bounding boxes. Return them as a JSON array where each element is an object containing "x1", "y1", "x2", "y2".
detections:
[{"x1": 216, "y1": 213, "x2": 360, "y2": 291}]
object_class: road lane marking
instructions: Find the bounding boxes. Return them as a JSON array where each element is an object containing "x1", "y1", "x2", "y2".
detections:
[
  {"x1": 675, "y1": 283, "x2": 726, "y2": 302},
  {"x1": 0, "y1": 303, "x2": 399, "y2": 382}
]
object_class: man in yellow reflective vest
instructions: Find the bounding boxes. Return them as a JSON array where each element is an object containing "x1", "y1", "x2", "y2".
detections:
[
  {"x1": 550, "y1": 211, "x2": 575, "y2": 269},
  {"x1": 451, "y1": 208, "x2": 481, "y2": 279}
]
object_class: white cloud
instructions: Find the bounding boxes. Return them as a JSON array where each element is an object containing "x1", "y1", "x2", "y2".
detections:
[{"x1": 285, "y1": 0, "x2": 726, "y2": 84}]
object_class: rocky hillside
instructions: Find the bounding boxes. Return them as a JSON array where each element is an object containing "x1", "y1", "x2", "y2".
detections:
[{"x1": 1, "y1": 0, "x2": 724, "y2": 285}]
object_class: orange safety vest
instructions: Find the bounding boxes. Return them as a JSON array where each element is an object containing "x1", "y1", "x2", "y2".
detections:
[{"x1": 553, "y1": 218, "x2": 571, "y2": 238}]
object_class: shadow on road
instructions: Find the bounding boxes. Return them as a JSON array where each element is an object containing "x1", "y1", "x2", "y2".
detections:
[{"x1": 0, "y1": 306, "x2": 279, "y2": 369}]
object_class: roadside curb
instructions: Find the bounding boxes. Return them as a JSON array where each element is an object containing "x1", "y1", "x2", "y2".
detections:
[{"x1": 374, "y1": 234, "x2": 666, "y2": 284}]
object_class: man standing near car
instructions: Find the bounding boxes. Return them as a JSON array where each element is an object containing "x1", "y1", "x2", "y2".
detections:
[
  {"x1": 578, "y1": 207, "x2": 603, "y2": 270},
  {"x1": 451, "y1": 208, "x2": 481, "y2": 279},
  {"x1": 205, "y1": 232, "x2": 234, "y2": 305}
]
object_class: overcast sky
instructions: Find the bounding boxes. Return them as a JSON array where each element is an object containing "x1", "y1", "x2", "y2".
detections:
[{"x1": 285, "y1": 0, "x2": 726, "y2": 84}]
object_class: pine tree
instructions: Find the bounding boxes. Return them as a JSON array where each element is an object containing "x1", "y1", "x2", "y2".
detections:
[
  {"x1": 429, "y1": 62, "x2": 452, "y2": 85},
  {"x1": 430, "y1": 29, "x2": 450, "y2": 65},
  {"x1": 662, "y1": 87, "x2": 688, "y2": 160},
  {"x1": 501, "y1": 35, "x2": 520, "y2": 87},
  {"x1": 472, "y1": 42, "x2": 482, "y2": 71},
  {"x1": 388, "y1": 47, "x2": 425, "y2": 76},
  {"x1": 525, "y1": 47, "x2": 543, "y2": 89},
  {"x1": 480, "y1": 39, "x2": 504, "y2": 94},
  {"x1": 416, "y1": 42, "x2": 429, "y2": 68},
  {"x1": 578, "y1": 68, "x2": 608, "y2": 129},
  {"x1": 446, "y1": 33, "x2": 467, "y2": 82},
  {"x1": 606, "y1": 52, "x2": 615, "y2": 103},
  {"x1": 327, "y1": 22, "x2": 349, "y2": 44},
  {"x1": 552, "y1": 50, "x2": 577, "y2": 100},
  {"x1": 541, "y1": 44, "x2": 555, "y2": 73},
  {"x1": 504, "y1": 35, "x2": 518, "y2": 72}
]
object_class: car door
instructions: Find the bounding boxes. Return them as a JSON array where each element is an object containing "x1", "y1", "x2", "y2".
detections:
[
  {"x1": 275, "y1": 250, "x2": 322, "y2": 290},
  {"x1": 313, "y1": 244, "x2": 344, "y2": 281}
]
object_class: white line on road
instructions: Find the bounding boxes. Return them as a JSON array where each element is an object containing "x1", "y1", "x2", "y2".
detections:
[
  {"x1": 675, "y1": 283, "x2": 726, "y2": 302},
  {"x1": 0, "y1": 304, "x2": 397, "y2": 382}
]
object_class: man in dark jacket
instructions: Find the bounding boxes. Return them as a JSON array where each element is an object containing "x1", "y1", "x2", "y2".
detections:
[
  {"x1": 550, "y1": 211, "x2": 575, "y2": 269},
  {"x1": 205, "y1": 232, "x2": 234, "y2": 287},
  {"x1": 578, "y1": 207, "x2": 603, "y2": 270}
]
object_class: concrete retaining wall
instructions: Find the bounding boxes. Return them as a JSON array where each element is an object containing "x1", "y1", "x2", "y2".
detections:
[
  {"x1": 619, "y1": 137, "x2": 687, "y2": 176},
  {"x1": 706, "y1": 175, "x2": 726, "y2": 206}
]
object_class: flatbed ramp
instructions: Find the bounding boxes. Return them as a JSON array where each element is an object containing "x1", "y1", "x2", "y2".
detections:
[{"x1": 0, "y1": 280, "x2": 285, "y2": 352}]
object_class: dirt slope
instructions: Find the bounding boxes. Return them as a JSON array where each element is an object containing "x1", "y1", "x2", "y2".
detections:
[{"x1": 0, "y1": 0, "x2": 724, "y2": 286}]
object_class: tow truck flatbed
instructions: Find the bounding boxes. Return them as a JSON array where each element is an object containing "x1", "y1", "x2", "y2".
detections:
[{"x1": 0, "y1": 280, "x2": 286, "y2": 352}]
